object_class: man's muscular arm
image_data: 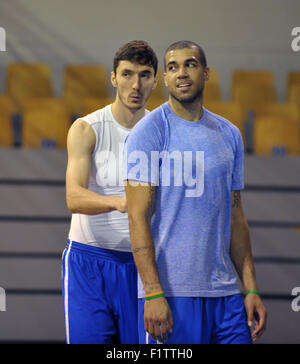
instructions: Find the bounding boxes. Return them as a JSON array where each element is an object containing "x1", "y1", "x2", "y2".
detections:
[
  {"x1": 126, "y1": 182, "x2": 161, "y2": 293},
  {"x1": 230, "y1": 190, "x2": 267, "y2": 341},
  {"x1": 125, "y1": 181, "x2": 173, "y2": 341},
  {"x1": 66, "y1": 119, "x2": 127, "y2": 215}
]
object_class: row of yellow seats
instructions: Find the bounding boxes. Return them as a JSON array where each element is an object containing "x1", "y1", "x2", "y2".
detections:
[
  {"x1": 0, "y1": 107, "x2": 70, "y2": 148},
  {"x1": 204, "y1": 69, "x2": 300, "y2": 121},
  {"x1": 0, "y1": 63, "x2": 299, "y2": 152},
  {"x1": 1, "y1": 63, "x2": 300, "y2": 116},
  {"x1": 0, "y1": 106, "x2": 299, "y2": 154},
  {"x1": 0, "y1": 97, "x2": 165, "y2": 149},
  {"x1": 0, "y1": 63, "x2": 166, "y2": 116}
]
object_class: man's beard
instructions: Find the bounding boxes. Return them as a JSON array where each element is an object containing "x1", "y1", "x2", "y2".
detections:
[{"x1": 170, "y1": 86, "x2": 204, "y2": 104}]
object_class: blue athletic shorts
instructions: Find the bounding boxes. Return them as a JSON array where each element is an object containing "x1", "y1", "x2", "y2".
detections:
[
  {"x1": 138, "y1": 295, "x2": 252, "y2": 344},
  {"x1": 62, "y1": 240, "x2": 138, "y2": 344}
]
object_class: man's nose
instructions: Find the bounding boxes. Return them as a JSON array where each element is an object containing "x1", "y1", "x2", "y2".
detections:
[
  {"x1": 177, "y1": 66, "x2": 188, "y2": 78},
  {"x1": 132, "y1": 75, "x2": 141, "y2": 90}
]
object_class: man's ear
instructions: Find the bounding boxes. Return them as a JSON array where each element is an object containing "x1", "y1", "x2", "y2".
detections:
[
  {"x1": 163, "y1": 72, "x2": 168, "y2": 88},
  {"x1": 152, "y1": 75, "x2": 158, "y2": 91},
  {"x1": 111, "y1": 71, "x2": 117, "y2": 88},
  {"x1": 204, "y1": 67, "x2": 210, "y2": 82}
]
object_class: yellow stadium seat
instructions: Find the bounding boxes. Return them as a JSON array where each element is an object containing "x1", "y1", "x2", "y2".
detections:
[
  {"x1": 146, "y1": 97, "x2": 166, "y2": 111},
  {"x1": 203, "y1": 83, "x2": 221, "y2": 104},
  {"x1": 62, "y1": 64, "x2": 109, "y2": 115},
  {"x1": 232, "y1": 83, "x2": 276, "y2": 119},
  {"x1": 208, "y1": 68, "x2": 220, "y2": 84},
  {"x1": 288, "y1": 84, "x2": 300, "y2": 108},
  {"x1": 232, "y1": 69, "x2": 275, "y2": 87},
  {"x1": 81, "y1": 97, "x2": 115, "y2": 116},
  {"x1": 22, "y1": 109, "x2": 70, "y2": 148},
  {"x1": 0, "y1": 94, "x2": 19, "y2": 114},
  {"x1": 231, "y1": 69, "x2": 277, "y2": 118},
  {"x1": 286, "y1": 71, "x2": 300, "y2": 101},
  {"x1": 152, "y1": 69, "x2": 166, "y2": 99},
  {"x1": 5, "y1": 63, "x2": 53, "y2": 109},
  {"x1": 255, "y1": 102, "x2": 300, "y2": 122},
  {"x1": 146, "y1": 69, "x2": 167, "y2": 111},
  {"x1": 253, "y1": 116, "x2": 300, "y2": 155},
  {"x1": 0, "y1": 111, "x2": 13, "y2": 147},
  {"x1": 22, "y1": 97, "x2": 71, "y2": 115},
  {"x1": 203, "y1": 68, "x2": 222, "y2": 104}
]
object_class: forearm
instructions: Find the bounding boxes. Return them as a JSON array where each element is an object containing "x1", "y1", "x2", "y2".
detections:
[
  {"x1": 129, "y1": 213, "x2": 162, "y2": 294},
  {"x1": 230, "y1": 218, "x2": 258, "y2": 291},
  {"x1": 66, "y1": 184, "x2": 122, "y2": 215}
]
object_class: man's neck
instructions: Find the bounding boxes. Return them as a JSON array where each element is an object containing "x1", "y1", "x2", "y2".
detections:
[
  {"x1": 111, "y1": 97, "x2": 146, "y2": 129},
  {"x1": 168, "y1": 96, "x2": 203, "y2": 122}
]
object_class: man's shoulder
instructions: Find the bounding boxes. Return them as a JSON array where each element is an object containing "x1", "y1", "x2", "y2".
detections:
[
  {"x1": 204, "y1": 107, "x2": 242, "y2": 137},
  {"x1": 81, "y1": 104, "x2": 112, "y2": 126}
]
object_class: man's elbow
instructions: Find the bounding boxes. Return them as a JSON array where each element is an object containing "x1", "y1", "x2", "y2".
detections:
[{"x1": 66, "y1": 192, "x2": 80, "y2": 213}]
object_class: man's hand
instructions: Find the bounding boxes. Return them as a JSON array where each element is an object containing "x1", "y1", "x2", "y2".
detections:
[
  {"x1": 244, "y1": 293, "x2": 267, "y2": 342},
  {"x1": 114, "y1": 196, "x2": 127, "y2": 213},
  {"x1": 144, "y1": 297, "x2": 173, "y2": 342}
]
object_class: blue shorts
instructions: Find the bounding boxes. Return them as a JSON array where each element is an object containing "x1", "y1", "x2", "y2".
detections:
[
  {"x1": 62, "y1": 240, "x2": 138, "y2": 344},
  {"x1": 138, "y1": 295, "x2": 252, "y2": 344}
]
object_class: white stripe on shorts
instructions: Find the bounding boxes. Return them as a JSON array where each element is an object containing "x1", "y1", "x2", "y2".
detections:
[{"x1": 63, "y1": 241, "x2": 73, "y2": 344}]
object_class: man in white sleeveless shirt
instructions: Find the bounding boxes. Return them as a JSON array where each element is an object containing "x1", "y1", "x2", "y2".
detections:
[{"x1": 62, "y1": 41, "x2": 158, "y2": 344}]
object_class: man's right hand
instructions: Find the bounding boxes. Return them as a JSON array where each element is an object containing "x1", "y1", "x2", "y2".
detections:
[{"x1": 144, "y1": 297, "x2": 173, "y2": 343}]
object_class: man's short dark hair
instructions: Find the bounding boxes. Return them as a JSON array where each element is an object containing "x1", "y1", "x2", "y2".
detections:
[
  {"x1": 113, "y1": 40, "x2": 158, "y2": 76},
  {"x1": 164, "y1": 40, "x2": 207, "y2": 69}
]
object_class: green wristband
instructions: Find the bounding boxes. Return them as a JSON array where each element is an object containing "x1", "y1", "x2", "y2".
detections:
[
  {"x1": 144, "y1": 292, "x2": 165, "y2": 301},
  {"x1": 245, "y1": 290, "x2": 260, "y2": 296}
]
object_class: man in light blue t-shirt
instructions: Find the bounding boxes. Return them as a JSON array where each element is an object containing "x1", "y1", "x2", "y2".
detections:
[{"x1": 123, "y1": 41, "x2": 267, "y2": 344}]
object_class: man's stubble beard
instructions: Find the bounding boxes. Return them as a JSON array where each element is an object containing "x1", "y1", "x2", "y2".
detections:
[{"x1": 170, "y1": 85, "x2": 204, "y2": 105}]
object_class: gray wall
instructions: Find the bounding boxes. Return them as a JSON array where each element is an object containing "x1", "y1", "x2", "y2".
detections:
[{"x1": 0, "y1": 0, "x2": 300, "y2": 100}]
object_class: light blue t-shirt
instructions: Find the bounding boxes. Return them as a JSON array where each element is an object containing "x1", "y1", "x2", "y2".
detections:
[{"x1": 123, "y1": 102, "x2": 244, "y2": 298}]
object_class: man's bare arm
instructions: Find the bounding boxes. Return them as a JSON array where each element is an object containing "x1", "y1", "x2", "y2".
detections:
[
  {"x1": 125, "y1": 181, "x2": 173, "y2": 341},
  {"x1": 230, "y1": 190, "x2": 257, "y2": 291},
  {"x1": 230, "y1": 190, "x2": 267, "y2": 341},
  {"x1": 66, "y1": 119, "x2": 127, "y2": 215},
  {"x1": 125, "y1": 182, "x2": 162, "y2": 294}
]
